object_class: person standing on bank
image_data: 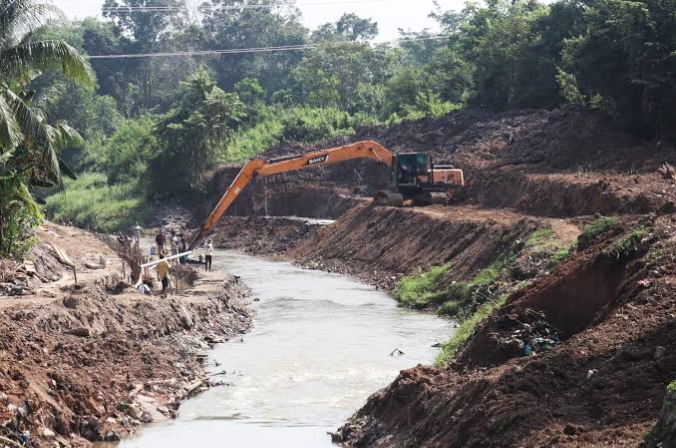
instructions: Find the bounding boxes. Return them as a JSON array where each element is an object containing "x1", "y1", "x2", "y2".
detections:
[
  {"x1": 205, "y1": 239, "x2": 214, "y2": 272},
  {"x1": 155, "y1": 229, "x2": 166, "y2": 255},
  {"x1": 156, "y1": 252, "x2": 171, "y2": 295},
  {"x1": 132, "y1": 222, "x2": 144, "y2": 246}
]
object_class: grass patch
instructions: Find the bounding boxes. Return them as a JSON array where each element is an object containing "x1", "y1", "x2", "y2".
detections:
[
  {"x1": 667, "y1": 380, "x2": 676, "y2": 394},
  {"x1": 525, "y1": 227, "x2": 554, "y2": 248},
  {"x1": 395, "y1": 264, "x2": 451, "y2": 309},
  {"x1": 44, "y1": 172, "x2": 154, "y2": 233},
  {"x1": 436, "y1": 259, "x2": 512, "y2": 317},
  {"x1": 436, "y1": 293, "x2": 509, "y2": 365},
  {"x1": 549, "y1": 242, "x2": 577, "y2": 267},
  {"x1": 611, "y1": 226, "x2": 648, "y2": 258},
  {"x1": 583, "y1": 216, "x2": 619, "y2": 239},
  {"x1": 395, "y1": 258, "x2": 510, "y2": 315}
]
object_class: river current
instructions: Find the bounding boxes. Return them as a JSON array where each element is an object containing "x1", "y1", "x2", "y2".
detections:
[{"x1": 117, "y1": 249, "x2": 455, "y2": 447}]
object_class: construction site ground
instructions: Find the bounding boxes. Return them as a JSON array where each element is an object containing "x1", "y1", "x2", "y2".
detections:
[
  {"x1": 3, "y1": 106, "x2": 676, "y2": 447},
  {"x1": 0, "y1": 224, "x2": 251, "y2": 448},
  {"x1": 199, "y1": 106, "x2": 676, "y2": 448}
]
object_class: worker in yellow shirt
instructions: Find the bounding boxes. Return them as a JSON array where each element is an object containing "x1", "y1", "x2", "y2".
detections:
[{"x1": 156, "y1": 253, "x2": 171, "y2": 295}]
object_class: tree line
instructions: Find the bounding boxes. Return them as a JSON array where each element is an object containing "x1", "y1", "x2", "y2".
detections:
[{"x1": 2, "y1": 0, "x2": 676, "y2": 257}]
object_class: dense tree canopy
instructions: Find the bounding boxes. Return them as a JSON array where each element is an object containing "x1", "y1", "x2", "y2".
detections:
[{"x1": 31, "y1": 0, "x2": 676, "y2": 234}]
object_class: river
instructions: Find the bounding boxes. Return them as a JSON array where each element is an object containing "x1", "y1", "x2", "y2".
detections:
[{"x1": 116, "y1": 249, "x2": 455, "y2": 447}]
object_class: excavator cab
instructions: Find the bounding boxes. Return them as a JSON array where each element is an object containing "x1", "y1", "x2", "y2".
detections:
[
  {"x1": 395, "y1": 153, "x2": 432, "y2": 189},
  {"x1": 377, "y1": 153, "x2": 463, "y2": 206}
]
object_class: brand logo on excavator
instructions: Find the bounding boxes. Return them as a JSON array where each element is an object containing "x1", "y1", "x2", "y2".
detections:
[{"x1": 307, "y1": 155, "x2": 329, "y2": 165}]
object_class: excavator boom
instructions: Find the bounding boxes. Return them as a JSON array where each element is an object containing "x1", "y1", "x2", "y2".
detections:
[{"x1": 189, "y1": 140, "x2": 395, "y2": 250}]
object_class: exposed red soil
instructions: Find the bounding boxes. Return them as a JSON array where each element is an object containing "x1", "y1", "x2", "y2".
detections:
[
  {"x1": 292, "y1": 203, "x2": 580, "y2": 291},
  {"x1": 333, "y1": 216, "x2": 676, "y2": 448},
  {"x1": 188, "y1": 106, "x2": 676, "y2": 448},
  {"x1": 0, "y1": 224, "x2": 251, "y2": 448}
]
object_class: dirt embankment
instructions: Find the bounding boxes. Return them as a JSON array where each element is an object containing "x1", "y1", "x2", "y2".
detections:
[
  {"x1": 209, "y1": 215, "x2": 326, "y2": 257},
  {"x1": 202, "y1": 107, "x2": 676, "y2": 227},
  {"x1": 0, "y1": 224, "x2": 251, "y2": 448},
  {"x1": 332, "y1": 216, "x2": 676, "y2": 448},
  {"x1": 185, "y1": 106, "x2": 676, "y2": 448},
  {"x1": 292, "y1": 203, "x2": 579, "y2": 291}
]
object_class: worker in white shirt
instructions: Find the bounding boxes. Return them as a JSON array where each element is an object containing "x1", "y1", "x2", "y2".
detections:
[{"x1": 205, "y1": 239, "x2": 214, "y2": 271}]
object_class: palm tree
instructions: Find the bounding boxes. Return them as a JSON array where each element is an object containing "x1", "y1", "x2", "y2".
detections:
[
  {"x1": 0, "y1": 0, "x2": 94, "y2": 174},
  {"x1": 0, "y1": 0, "x2": 95, "y2": 257}
]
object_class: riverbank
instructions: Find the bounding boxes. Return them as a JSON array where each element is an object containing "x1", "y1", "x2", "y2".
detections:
[{"x1": 0, "y1": 223, "x2": 252, "y2": 448}]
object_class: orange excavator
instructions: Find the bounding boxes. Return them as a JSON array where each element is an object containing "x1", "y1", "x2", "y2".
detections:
[{"x1": 188, "y1": 140, "x2": 464, "y2": 250}]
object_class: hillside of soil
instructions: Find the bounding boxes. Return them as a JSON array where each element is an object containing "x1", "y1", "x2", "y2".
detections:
[
  {"x1": 333, "y1": 216, "x2": 676, "y2": 448},
  {"x1": 0, "y1": 224, "x2": 251, "y2": 448},
  {"x1": 204, "y1": 106, "x2": 676, "y2": 226}
]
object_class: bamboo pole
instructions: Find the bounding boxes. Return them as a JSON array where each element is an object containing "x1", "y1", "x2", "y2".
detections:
[{"x1": 140, "y1": 251, "x2": 193, "y2": 268}]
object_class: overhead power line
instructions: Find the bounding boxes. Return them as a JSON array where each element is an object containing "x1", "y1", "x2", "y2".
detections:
[
  {"x1": 85, "y1": 35, "x2": 448, "y2": 59},
  {"x1": 100, "y1": 0, "x2": 387, "y2": 13}
]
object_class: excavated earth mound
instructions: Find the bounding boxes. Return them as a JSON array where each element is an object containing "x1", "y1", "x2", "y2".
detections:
[
  {"x1": 333, "y1": 215, "x2": 676, "y2": 448},
  {"x1": 0, "y1": 224, "x2": 251, "y2": 448},
  {"x1": 204, "y1": 106, "x2": 676, "y2": 223}
]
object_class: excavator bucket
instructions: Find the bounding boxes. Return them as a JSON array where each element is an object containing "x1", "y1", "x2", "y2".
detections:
[{"x1": 374, "y1": 191, "x2": 404, "y2": 207}]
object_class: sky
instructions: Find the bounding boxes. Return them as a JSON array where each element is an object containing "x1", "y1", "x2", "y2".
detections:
[{"x1": 52, "y1": 0, "x2": 467, "y2": 42}]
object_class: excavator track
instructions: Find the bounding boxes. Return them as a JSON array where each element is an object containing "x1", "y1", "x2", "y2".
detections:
[{"x1": 374, "y1": 191, "x2": 404, "y2": 207}]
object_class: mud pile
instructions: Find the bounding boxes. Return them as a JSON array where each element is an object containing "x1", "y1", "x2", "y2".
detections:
[
  {"x1": 334, "y1": 216, "x2": 676, "y2": 448},
  {"x1": 204, "y1": 107, "x2": 676, "y2": 223},
  {"x1": 210, "y1": 215, "x2": 326, "y2": 257},
  {"x1": 0, "y1": 224, "x2": 252, "y2": 448}
]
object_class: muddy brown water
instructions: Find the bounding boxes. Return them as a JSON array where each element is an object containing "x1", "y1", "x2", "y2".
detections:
[{"x1": 113, "y1": 249, "x2": 455, "y2": 447}]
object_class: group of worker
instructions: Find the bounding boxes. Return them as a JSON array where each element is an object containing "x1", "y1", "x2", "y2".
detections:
[{"x1": 131, "y1": 224, "x2": 215, "y2": 296}]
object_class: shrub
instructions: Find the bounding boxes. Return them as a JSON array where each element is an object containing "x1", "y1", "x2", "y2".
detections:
[{"x1": 44, "y1": 173, "x2": 153, "y2": 233}]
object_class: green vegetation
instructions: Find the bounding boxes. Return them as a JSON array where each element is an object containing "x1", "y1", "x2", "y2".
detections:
[
  {"x1": 0, "y1": 0, "x2": 94, "y2": 258},
  {"x1": 549, "y1": 243, "x2": 577, "y2": 267},
  {"x1": 583, "y1": 217, "x2": 620, "y2": 239},
  {"x1": 525, "y1": 227, "x2": 555, "y2": 248},
  {"x1": 395, "y1": 258, "x2": 511, "y2": 317},
  {"x1": 395, "y1": 264, "x2": 451, "y2": 309},
  {"x1": 667, "y1": 380, "x2": 676, "y2": 394},
  {"x1": 522, "y1": 226, "x2": 578, "y2": 268},
  {"x1": 44, "y1": 173, "x2": 154, "y2": 233},
  {"x1": 436, "y1": 294, "x2": 509, "y2": 365},
  {"x1": 612, "y1": 226, "x2": 649, "y2": 258}
]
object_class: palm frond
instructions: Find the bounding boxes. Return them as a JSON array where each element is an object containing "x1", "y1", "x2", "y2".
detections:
[
  {"x1": 0, "y1": 41, "x2": 95, "y2": 87},
  {"x1": 48, "y1": 120, "x2": 84, "y2": 149},
  {"x1": 31, "y1": 84, "x2": 63, "y2": 111},
  {"x1": 3, "y1": 88, "x2": 58, "y2": 178},
  {"x1": 16, "y1": 181, "x2": 39, "y2": 216},
  {"x1": 0, "y1": 92, "x2": 22, "y2": 149},
  {"x1": 58, "y1": 157, "x2": 77, "y2": 180},
  {"x1": 0, "y1": 1, "x2": 64, "y2": 47},
  {"x1": 0, "y1": 148, "x2": 14, "y2": 164}
]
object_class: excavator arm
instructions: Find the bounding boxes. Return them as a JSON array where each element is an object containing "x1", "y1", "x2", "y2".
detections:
[{"x1": 188, "y1": 140, "x2": 395, "y2": 250}]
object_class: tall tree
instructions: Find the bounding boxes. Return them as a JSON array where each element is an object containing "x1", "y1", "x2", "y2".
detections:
[
  {"x1": 311, "y1": 13, "x2": 379, "y2": 42},
  {"x1": 103, "y1": 0, "x2": 185, "y2": 107},
  {"x1": 149, "y1": 68, "x2": 244, "y2": 198},
  {"x1": 0, "y1": 0, "x2": 94, "y2": 257},
  {"x1": 202, "y1": 0, "x2": 308, "y2": 93}
]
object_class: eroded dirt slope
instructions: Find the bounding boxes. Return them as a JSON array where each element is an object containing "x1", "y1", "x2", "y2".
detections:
[
  {"x1": 292, "y1": 203, "x2": 579, "y2": 290},
  {"x1": 334, "y1": 216, "x2": 676, "y2": 448},
  {"x1": 0, "y1": 224, "x2": 251, "y2": 448},
  {"x1": 204, "y1": 107, "x2": 676, "y2": 224}
]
